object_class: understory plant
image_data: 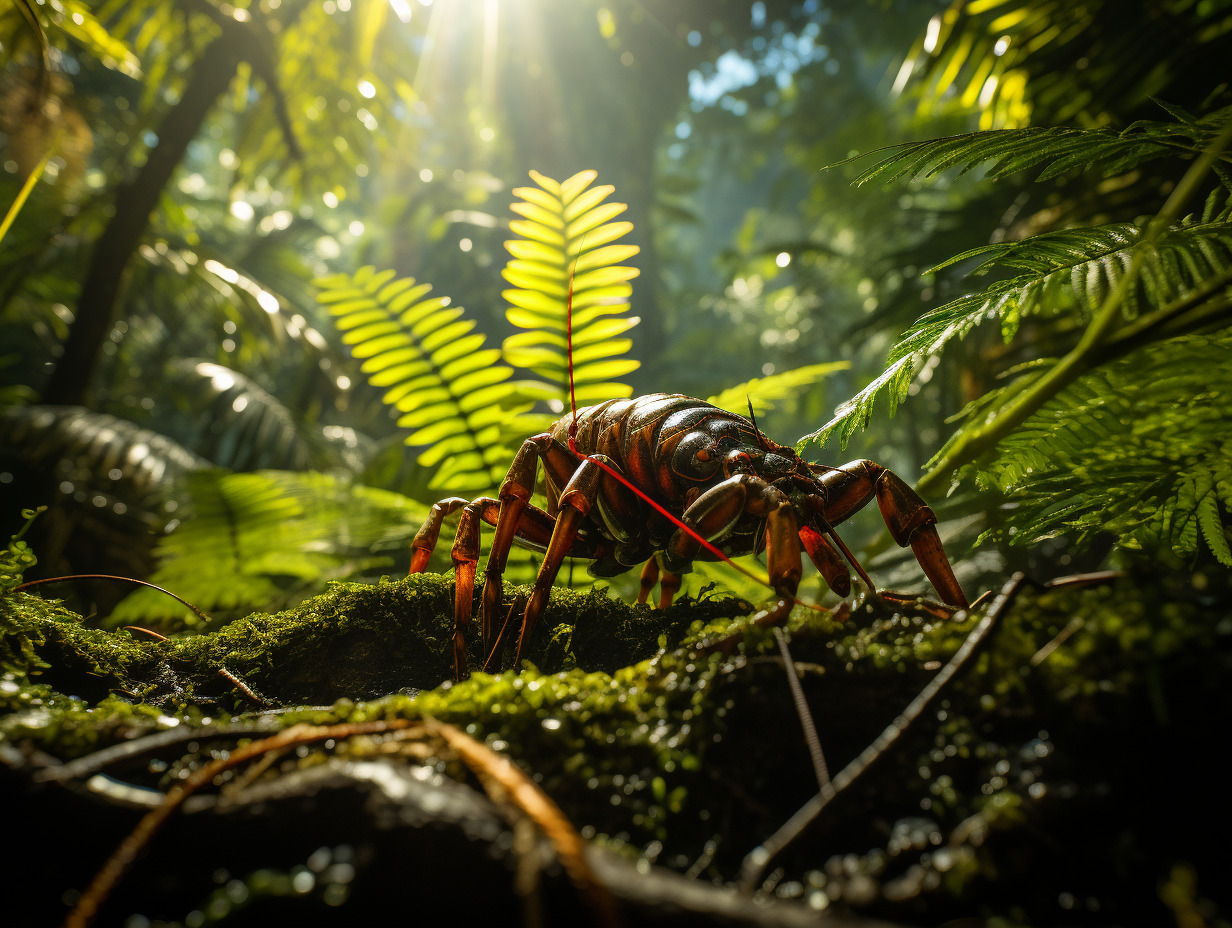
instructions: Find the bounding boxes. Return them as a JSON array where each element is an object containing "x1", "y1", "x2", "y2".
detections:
[{"x1": 803, "y1": 104, "x2": 1232, "y2": 565}]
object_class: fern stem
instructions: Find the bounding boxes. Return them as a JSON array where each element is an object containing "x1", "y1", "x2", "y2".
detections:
[
  {"x1": 918, "y1": 117, "x2": 1232, "y2": 497},
  {"x1": 1104, "y1": 269, "x2": 1232, "y2": 352}
]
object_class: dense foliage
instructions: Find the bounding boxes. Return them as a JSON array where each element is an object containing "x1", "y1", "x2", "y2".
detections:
[{"x1": 2, "y1": 1, "x2": 1232, "y2": 923}]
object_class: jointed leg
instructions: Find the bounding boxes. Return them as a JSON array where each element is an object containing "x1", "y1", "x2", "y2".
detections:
[
  {"x1": 448, "y1": 499, "x2": 498, "y2": 683},
  {"x1": 661, "y1": 474, "x2": 803, "y2": 629},
  {"x1": 638, "y1": 558, "x2": 682, "y2": 608},
  {"x1": 515, "y1": 455, "x2": 614, "y2": 665},
  {"x1": 816, "y1": 460, "x2": 968, "y2": 608},
  {"x1": 413, "y1": 438, "x2": 606, "y2": 680},
  {"x1": 410, "y1": 498, "x2": 468, "y2": 574},
  {"x1": 798, "y1": 524, "x2": 851, "y2": 597}
]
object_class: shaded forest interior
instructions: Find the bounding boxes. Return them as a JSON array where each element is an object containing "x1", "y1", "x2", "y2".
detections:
[{"x1": 2, "y1": 1, "x2": 1231, "y2": 926}]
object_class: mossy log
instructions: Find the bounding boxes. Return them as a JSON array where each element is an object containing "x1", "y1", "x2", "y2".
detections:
[{"x1": 2, "y1": 567, "x2": 1229, "y2": 927}]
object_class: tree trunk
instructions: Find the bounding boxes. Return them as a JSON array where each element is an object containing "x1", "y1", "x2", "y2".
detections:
[{"x1": 39, "y1": 37, "x2": 242, "y2": 406}]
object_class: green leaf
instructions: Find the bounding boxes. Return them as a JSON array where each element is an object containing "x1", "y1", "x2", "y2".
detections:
[
  {"x1": 317, "y1": 270, "x2": 533, "y2": 494},
  {"x1": 840, "y1": 107, "x2": 1232, "y2": 187},
  {"x1": 803, "y1": 218, "x2": 1232, "y2": 451},
  {"x1": 961, "y1": 333, "x2": 1232, "y2": 565},
  {"x1": 706, "y1": 362, "x2": 850, "y2": 419},
  {"x1": 501, "y1": 170, "x2": 642, "y2": 411}
]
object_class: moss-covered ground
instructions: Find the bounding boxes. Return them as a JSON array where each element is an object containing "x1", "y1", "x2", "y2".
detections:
[{"x1": 3, "y1": 528, "x2": 1230, "y2": 927}]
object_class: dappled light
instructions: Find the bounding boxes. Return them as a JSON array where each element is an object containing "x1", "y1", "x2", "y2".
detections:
[{"x1": 2, "y1": 1, "x2": 1231, "y2": 926}]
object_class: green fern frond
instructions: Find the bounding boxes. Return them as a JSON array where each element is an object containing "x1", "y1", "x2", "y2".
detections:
[
  {"x1": 501, "y1": 169, "x2": 641, "y2": 407},
  {"x1": 165, "y1": 360, "x2": 318, "y2": 471},
  {"x1": 801, "y1": 218, "x2": 1232, "y2": 451},
  {"x1": 315, "y1": 266, "x2": 531, "y2": 493},
  {"x1": 109, "y1": 469, "x2": 428, "y2": 628},
  {"x1": 0, "y1": 405, "x2": 205, "y2": 510},
  {"x1": 706, "y1": 362, "x2": 849, "y2": 417},
  {"x1": 963, "y1": 333, "x2": 1232, "y2": 565},
  {"x1": 844, "y1": 106, "x2": 1232, "y2": 187}
]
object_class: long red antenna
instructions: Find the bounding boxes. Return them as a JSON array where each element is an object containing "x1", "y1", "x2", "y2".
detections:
[{"x1": 566, "y1": 257, "x2": 580, "y2": 446}]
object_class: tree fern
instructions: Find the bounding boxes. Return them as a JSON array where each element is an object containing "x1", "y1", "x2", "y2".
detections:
[
  {"x1": 109, "y1": 469, "x2": 428, "y2": 628},
  {"x1": 501, "y1": 169, "x2": 641, "y2": 409},
  {"x1": 316, "y1": 266, "x2": 535, "y2": 494},
  {"x1": 965, "y1": 333, "x2": 1232, "y2": 566},
  {"x1": 844, "y1": 106, "x2": 1232, "y2": 187},
  {"x1": 801, "y1": 216, "x2": 1232, "y2": 451}
]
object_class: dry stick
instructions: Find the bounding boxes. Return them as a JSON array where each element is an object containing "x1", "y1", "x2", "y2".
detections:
[
  {"x1": 773, "y1": 627, "x2": 832, "y2": 795},
  {"x1": 432, "y1": 720, "x2": 624, "y2": 928},
  {"x1": 64, "y1": 716, "x2": 624, "y2": 928},
  {"x1": 62, "y1": 719, "x2": 416, "y2": 928},
  {"x1": 124, "y1": 625, "x2": 267, "y2": 708},
  {"x1": 738, "y1": 572, "x2": 1028, "y2": 892},
  {"x1": 39, "y1": 719, "x2": 285, "y2": 783}
]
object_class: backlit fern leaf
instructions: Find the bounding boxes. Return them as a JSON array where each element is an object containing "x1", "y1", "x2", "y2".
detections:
[
  {"x1": 109, "y1": 469, "x2": 427, "y2": 628},
  {"x1": 501, "y1": 169, "x2": 641, "y2": 407},
  {"x1": 801, "y1": 218, "x2": 1232, "y2": 451},
  {"x1": 315, "y1": 266, "x2": 530, "y2": 493},
  {"x1": 706, "y1": 362, "x2": 849, "y2": 417},
  {"x1": 844, "y1": 107, "x2": 1232, "y2": 186},
  {"x1": 963, "y1": 333, "x2": 1232, "y2": 565}
]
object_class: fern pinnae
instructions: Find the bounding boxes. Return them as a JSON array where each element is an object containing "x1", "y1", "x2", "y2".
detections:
[
  {"x1": 965, "y1": 332, "x2": 1232, "y2": 565},
  {"x1": 841, "y1": 107, "x2": 1232, "y2": 188},
  {"x1": 805, "y1": 216, "x2": 1232, "y2": 454},
  {"x1": 502, "y1": 170, "x2": 642, "y2": 407},
  {"x1": 705, "y1": 362, "x2": 849, "y2": 419},
  {"x1": 316, "y1": 266, "x2": 527, "y2": 493}
]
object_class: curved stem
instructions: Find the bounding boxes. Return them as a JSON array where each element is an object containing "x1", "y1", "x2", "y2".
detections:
[{"x1": 918, "y1": 117, "x2": 1232, "y2": 497}]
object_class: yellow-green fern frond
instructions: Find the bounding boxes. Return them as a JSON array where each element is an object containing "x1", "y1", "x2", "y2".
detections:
[
  {"x1": 316, "y1": 266, "x2": 531, "y2": 493},
  {"x1": 501, "y1": 169, "x2": 641, "y2": 408}
]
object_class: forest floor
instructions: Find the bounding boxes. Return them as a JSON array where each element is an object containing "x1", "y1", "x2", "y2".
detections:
[{"x1": 2, "y1": 554, "x2": 1229, "y2": 927}]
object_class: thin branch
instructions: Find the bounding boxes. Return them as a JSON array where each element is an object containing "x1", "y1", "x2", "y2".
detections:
[{"x1": 739, "y1": 573, "x2": 1023, "y2": 892}]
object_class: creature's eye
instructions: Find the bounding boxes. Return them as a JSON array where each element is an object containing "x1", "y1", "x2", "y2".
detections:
[
  {"x1": 724, "y1": 450, "x2": 753, "y2": 476},
  {"x1": 672, "y1": 431, "x2": 722, "y2": 480}
]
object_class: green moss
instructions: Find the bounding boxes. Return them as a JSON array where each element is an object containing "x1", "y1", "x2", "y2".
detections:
[{"x1": 3, "y1": 559, "x2": 1229, "y2": 924}]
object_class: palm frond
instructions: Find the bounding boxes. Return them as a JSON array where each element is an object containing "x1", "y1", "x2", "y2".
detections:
[
  {"x1": 316, "y1": 266, "x2": 533, "y2": 494},
  {"x1": 800, "y1": 218, "x2": 1232, "y2": 451},
  {"x1": 964, "y1": 333, "x2": 1232, "y2": 565},
  {"x1": 843, "y1": 107, "x2": 1232, "y2": 187},
  {"x1": 1, "y1": 0, "x2": 140, "y2": 78},
  {"x1": 706, "y1": 362, "x2": 849, "y2": 417},
  {"x1": 108, "y1": 469, "x2": 428, "y2": 627},
  {"x1": 0, "y1": 405, "x2": 205, "y2": 515},
  {"x1": 162, "y1": 360, "x2": 324, "y2": 471},
  {"x1": 501, "y1": 169, "x2": 642, "y2": 407},
  {"x1": 0, "y1": 406, "x2": 205, "y2": 574}
]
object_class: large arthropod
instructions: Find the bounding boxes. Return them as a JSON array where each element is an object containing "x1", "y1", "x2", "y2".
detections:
[{"x1": 411, "y1": 392, "x2": 968, "y2": 680}]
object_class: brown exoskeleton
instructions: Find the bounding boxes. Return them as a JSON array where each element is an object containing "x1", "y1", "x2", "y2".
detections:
[{"x1": 410, "y1": 393, "x2": 967, "y2": 680}]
